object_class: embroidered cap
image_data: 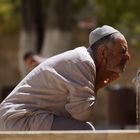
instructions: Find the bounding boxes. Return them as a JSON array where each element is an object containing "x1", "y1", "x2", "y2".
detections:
[{"x1": 89, "y1": 25, "x2": 120, "y2": 46}]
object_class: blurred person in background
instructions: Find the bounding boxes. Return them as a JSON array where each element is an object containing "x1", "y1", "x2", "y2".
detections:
[
  {"x1": 0, "y1": 25, "x2": 130, "y2": 131},
  {"x1": 23, "y1": 52, "x2": 45, "y2": 72}
]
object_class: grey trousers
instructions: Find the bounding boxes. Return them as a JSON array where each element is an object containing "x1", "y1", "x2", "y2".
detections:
[
  {"x1": 0, "y1": 114, "x2": 95, "y2": 131},
  {"x1": 51, "y1": 116, "x2": 95, "y2": 130}
]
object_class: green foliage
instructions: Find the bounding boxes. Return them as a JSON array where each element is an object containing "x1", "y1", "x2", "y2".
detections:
[
  {"x1": 1, "y1": 0, "x2": 140, "y2": 50},
  {"x1": 0, "y1": 0, "x2": 21, "y2": 35},
  {"x1": 95, "y1": 0, "x2": 140, "y2": 50},
  {"x1": 73, "y1": 0, "x2": 88, "y2": 13},
  {"x1": 95, "y1": 0, "x2": 124, "y2": 25}
]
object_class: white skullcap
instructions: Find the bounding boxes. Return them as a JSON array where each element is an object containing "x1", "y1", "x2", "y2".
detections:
[{"x1": 89, "y1": 25, "x2": 120, "y2": 46}]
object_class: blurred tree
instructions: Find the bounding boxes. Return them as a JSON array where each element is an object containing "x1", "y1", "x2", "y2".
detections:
[
  {"x1": 41, "y1": 0, "x2": 74, "y2": 57},
  {"x1": 19, "y1": 0, "x2": 44, "y2": 76},
  {"x1": 19, "y1": 0, "x2": 88, "y2": 76}
]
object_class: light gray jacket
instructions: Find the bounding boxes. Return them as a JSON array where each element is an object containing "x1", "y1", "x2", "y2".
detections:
[{"x1": 0, "y1": 47, "x2": 96, "y2": 130}]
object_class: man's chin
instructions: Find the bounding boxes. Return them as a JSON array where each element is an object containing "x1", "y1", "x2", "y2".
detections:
[{"x1": 104, "y1": 72, "x2": 120, "y2": 84}]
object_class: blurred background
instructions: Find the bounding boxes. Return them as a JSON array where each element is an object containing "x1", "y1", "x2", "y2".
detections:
[{"x1": 0, "y1": 0, "x2": 140, "y2": 130}]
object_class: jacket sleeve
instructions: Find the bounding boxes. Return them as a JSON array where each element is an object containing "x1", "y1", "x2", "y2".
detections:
[
  {"x1": 65, "y1": 60, "x2": 96, "y2": 121},
  {"x1": 65, "y1": 85, "x2": 96, "y2": 121}
]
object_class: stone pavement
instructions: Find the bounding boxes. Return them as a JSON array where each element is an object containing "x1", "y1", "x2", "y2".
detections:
[{"x1": 0, "y1": 130, "x2": 140, "y2": 140}]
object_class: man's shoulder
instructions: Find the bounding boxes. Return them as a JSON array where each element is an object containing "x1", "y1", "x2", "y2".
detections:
[
  {"x1": 74, "y1": 46, "x2": 87, "y2": 52},
  {"x1": 75, "y1": 47, "x2": 94, "y2": 62},
  {"x1": 68, "y1": 46, "x2": 93, "y2": 64}
]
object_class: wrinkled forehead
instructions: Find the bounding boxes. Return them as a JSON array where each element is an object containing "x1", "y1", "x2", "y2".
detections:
[{"x1": 113, "y1": 33, "x2": 128, "y2": 48}]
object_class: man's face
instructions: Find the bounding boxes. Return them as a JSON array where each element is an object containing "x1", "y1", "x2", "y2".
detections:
[
  {"x1": 106, "y1": 34, "x2": 130, "y2": 74},
  {"x1": 94, "y1": 34, "x2": 130, "y2": 91}
]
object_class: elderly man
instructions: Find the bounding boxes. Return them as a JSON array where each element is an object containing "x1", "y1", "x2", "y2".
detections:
[{"x1": 0, "y1": 25, "x2": 130, "y2": 131}]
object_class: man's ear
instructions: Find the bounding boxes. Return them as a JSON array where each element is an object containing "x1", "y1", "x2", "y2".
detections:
[{"x1": 98, "y1": 46, "x2": 108, "y2": 59}]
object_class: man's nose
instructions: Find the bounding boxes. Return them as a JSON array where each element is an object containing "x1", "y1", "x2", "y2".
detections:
[{"x1": 124, "y1": 51, "x2": 131, "y2": 60}]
